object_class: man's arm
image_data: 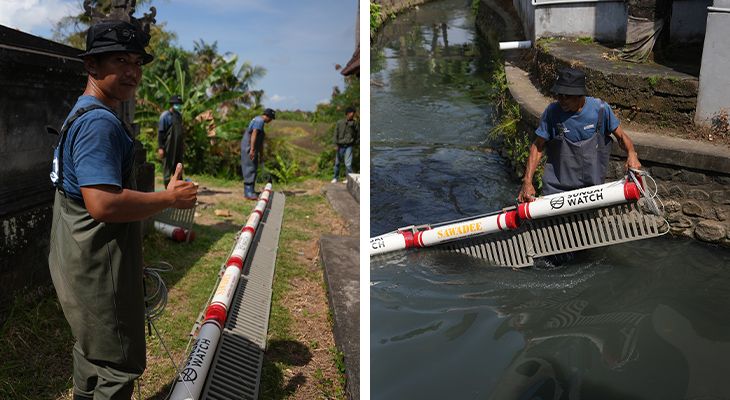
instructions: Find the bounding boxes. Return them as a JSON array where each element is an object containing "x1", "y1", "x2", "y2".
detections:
[
  {"x1": 333, "y1": 120, "x2": 342, "y2": 150},
  {"x1": 517, "y1": 136, "x2": 546, "y2": 203},
  {"x1": 611, "y1": 125, "x2": 642, "y2": 171},
  {"x1": 81, "y1": 163, "x2": 197, "y2": 223},
  {"x1": 158, "y1": 112, "x2": 167, "y2": 158},
  {"x1": 249, "y1": 129, "x2": 259, "y2": 160}
]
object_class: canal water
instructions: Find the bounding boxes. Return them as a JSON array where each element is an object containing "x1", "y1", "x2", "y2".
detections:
[{"x1": 369, "y1": 1, "x2": 730, "y2": 399}]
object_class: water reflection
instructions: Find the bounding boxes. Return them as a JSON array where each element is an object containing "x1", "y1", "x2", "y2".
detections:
[
  {"x1": 370, "y1": 0, "x2": 730, "y2": 399},
  {"x1": 482, "y1": 240, "x2": 730, "y2": 399}
]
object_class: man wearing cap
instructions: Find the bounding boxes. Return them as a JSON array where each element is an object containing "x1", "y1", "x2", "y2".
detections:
[
  {"x1": 241, "y1": 108, "x2": 275, "y2": 199},
  {"x1": 158, "y1": 94, "x2": 185, "y2": 187},
  {"x1": 331, "y1": 106, "x2": 359, "y2": 184},
  {"x1": 48, "y1": 20, "x2": 197, "y2": 400},
  {"x1": 518, "y1": 68, "x2": 641, "y2": 203}
]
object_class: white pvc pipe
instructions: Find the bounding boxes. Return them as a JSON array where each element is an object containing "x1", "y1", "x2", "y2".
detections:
[
  {"x1": 154, "y1": 221, "x2": 195, "y2": 242},
  {"x1": 518, "y1": 179, "x2": 640, "y2": 221},
  {"x1": 532, "y1": 0, "x2": 623, "y2": 6},
  {"x1": 370, "y1": 180, "x2": 642, "y2": 257},
  {"x1": 370, "y1": 210, "x2": 520, "y2": 256},
  {"x1": 171, "y1": 183, "x2": 273, "y2": 400},
  {"x1": 170, "y1": 323, "x2": 221, "y2": 400},
  {"x1": 499, "y1": 41, "x2": 532, "y2": 50}
]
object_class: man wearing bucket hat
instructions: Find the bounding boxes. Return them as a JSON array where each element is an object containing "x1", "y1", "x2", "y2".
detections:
[
  {"x1": 241, "y1": 108, "x2": 275, "y2": 199},
  {"x1": 48, "y1": 20, "x2": 197, "y2": 400},
  {"x1": 158, "y1": 94, "x2": 185, "y2": 187},
  {"x1": 518, "y1": 68, "x2": 642, "y2": 203}
]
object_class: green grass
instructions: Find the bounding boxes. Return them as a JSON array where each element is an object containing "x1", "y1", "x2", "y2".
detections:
[{"x1": 0, "y1": 176, "x2": 344, "y2": 399}]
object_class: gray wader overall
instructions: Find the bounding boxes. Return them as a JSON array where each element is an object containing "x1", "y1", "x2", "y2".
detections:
[
  {"x1": 162, "y1": 112, "x2": 184, "y2": 188},
  {"x1": 241, "y1": 125, "x2": 265, "y2": 197},
  {"x1": 542, "y1": 101, "x2": 613, "y2": 195},
  {"x1": 48, "y1": 105, "x2": 146, "y2": 400},
  {"x1": 540, "y1": 101, "x2": 612, "y2": 264}
]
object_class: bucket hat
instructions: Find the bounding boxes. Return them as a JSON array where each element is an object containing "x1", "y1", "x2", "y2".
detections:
[
  {"x1": 78, "y1": 20, "x2": 154, "y2": 65},
  {"x1": 550, "y1": 68, "x2": 589, "y2": 96},
  {"x1": 168, "y1": 94, "x2": 183, "y2": 104},
  {"x1": 263, "y1": 108, "x2": 276, "y2": 119}
]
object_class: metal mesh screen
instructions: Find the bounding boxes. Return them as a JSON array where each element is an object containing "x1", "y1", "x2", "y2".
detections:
[{"x1": 437, "y1": 201, "x2": 667, "y2": 267}]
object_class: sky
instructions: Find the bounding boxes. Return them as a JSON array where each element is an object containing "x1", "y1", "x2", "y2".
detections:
[{"x1": 0, "y1": 0, "x2": 359, "y2": 111}]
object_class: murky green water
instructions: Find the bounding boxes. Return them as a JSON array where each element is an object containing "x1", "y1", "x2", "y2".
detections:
[{"x1": 370, "y1": 1, "x2": 730, "y2": 399}]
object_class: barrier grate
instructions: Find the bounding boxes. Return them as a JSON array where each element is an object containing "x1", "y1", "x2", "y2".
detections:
[
  {"x1": 200, "y1": 191, "x2": 285, "y2": 400},
  {"x1": 437, "y1": 201, "x2": 668, "y2": 267},
  {"x1": 154, "y1": 206, "x2": 197, "y2": 243}
]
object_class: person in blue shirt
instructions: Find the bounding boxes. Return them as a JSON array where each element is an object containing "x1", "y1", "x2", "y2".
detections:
[
  {"x1": 48, "y1": 20, "x2": 197, "y2": 400},
  {"x1": 158, "y1": 94, "x2": 184, "y2": 187},
  {"x1": 241, "y1": 108, "x2": 275, "y2": 199},
  {"x1": 518, "y1": 68, "x2": 642, "y2": 203}
]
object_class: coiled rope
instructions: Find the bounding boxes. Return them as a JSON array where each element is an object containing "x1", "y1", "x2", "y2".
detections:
[{"x1": 136, "y1": 261, "x2": 188, "y2": 400}]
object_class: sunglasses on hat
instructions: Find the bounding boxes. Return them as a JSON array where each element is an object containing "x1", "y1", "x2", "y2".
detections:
[{"x1": 95, "y1": 26, "x2": 150, "y2": 47}]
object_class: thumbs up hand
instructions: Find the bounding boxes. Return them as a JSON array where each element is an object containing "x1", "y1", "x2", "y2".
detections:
[{"x1": 167, "y1": 163, "x2": 197, "y2": 209}]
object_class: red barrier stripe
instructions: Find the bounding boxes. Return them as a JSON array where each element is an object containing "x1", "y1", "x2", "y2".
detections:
[{"x1": 401, "y1": 230, "x2": 415, "y2": 248}]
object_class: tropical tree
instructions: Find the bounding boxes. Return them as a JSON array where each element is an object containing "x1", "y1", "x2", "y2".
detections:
[{"x1": 192, "y1": 39, "x2": 229, "y2": 84}]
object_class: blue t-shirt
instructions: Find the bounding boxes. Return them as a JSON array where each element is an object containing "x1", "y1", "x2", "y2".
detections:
[
  {"x1": 50, "y1": 95, "x2": 135, "y2": 201},
  {"x1": 536, "y1": 97, "x2": 620, "y2": 142},
  {"x1": 247, "y1": 115, "x2": 265, "y2": 132},
  {"x1": 241, "y1": 115, "x2": 266, "y2": 151}
]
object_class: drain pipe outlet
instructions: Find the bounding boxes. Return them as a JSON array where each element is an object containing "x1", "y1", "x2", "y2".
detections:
[{"x1": 499, "y1": 41, "x2": 532, "y2": 50}]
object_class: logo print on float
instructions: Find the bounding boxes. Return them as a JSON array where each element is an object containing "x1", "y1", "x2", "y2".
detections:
[{"x1": 550, "y1": 196, "x2": 565, "y2": 210}]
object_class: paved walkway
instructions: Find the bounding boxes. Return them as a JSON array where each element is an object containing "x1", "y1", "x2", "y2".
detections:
[{"x1": 320, "y1": 177, "x2": 360, "y2": 400}]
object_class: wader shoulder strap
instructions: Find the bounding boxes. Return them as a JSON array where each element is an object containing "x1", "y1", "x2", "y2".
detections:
[
  {"x1": 49, "y1": 105, "x2": 130, "y2": 192},
  {"x1": 552, "y1": 105, "x2": 565, "y2": 139},
  {"x1": 596, "y1": 100, "x2": 605, "y2": 134}
]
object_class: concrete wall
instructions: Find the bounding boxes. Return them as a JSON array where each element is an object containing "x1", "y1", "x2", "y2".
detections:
[
  {"x1": 0, "y1": 26, "x2": 87, "y2": 304},
  {"x1": 695, "y1": 4, "x2": 730, "y2": 127},
  {"x1": 371, "y1": 0, "x2": 433, "y2": 38},
  {"x1": 513, "y1": 0, "x2": 711, "y2": 42}
]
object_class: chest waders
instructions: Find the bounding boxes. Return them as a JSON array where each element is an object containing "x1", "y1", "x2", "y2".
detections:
[
  {"x1": 542, "y1": 101, "x2": 613, "y2": 195},
  {"x1": 48, "y1": 105, "x2": 146, "y2": 400},
  {"x1": 162, "y1": 112, "x2": 184, "y2": 187},
  {"x1": 241, "y1": 125, "x2": 265, "y2": 198}
]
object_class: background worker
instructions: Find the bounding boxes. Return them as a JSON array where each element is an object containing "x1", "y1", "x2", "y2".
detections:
[
  {"x1": 241, "y1": 108, "x2": 275, "y2": 199},
  {"x1": 331, "y1": 106, "x2": 359, "y2": 183},
  {"x1": 48, "y1": 20, "x2": 197, "y2": 400},
  {"x1": 158, "y1": 94, "x2": 184, "y2": 187},
  {"x1": 518, "y1": 68, "x2": 642, "y2": 203}
]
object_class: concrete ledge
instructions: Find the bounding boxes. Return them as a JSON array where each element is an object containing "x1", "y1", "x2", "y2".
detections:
[
  {"x1": 505, "y1": 61, "x2": 730, "y2": 174},
  {"x1": 320, "y1": 182, "x2": 360, "y2": 399},
  {"x1": 323, "y1": 183, "x2": 360, "y2": 236},
  {"x1": 346, "y1": 173, "x2": 360, "y2": 204},
  {"x1": 319, "y1": 234, "x2": 360, "y2": 400}
]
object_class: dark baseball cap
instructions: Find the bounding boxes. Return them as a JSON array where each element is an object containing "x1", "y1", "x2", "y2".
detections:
[
  {"x1": 550, "y1": 68, "x2": 589, "y2": 96},
  {"x1": 78, "y1": 20, "x2": 154, "y2": 65},
  {"x1": 263, "y1": 108, "x2": 276, "y2": 119},
  {"x1": 168, "y1": 94, "x2": 183, "y2": 104}
]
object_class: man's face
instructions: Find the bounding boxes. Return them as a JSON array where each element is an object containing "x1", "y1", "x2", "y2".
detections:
[
  {"x1": 263, "y1": 115, "x2": 272, "y2": 123},
  {"x1": 86, "y1": 52, "x2": 144, "y2": 102},
  {"x1": 346, "y1": 111, "x2": 355, "y2": 121},
  {"x1": 557, "y1": 94, "x2": 584, "y2": 112}
]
